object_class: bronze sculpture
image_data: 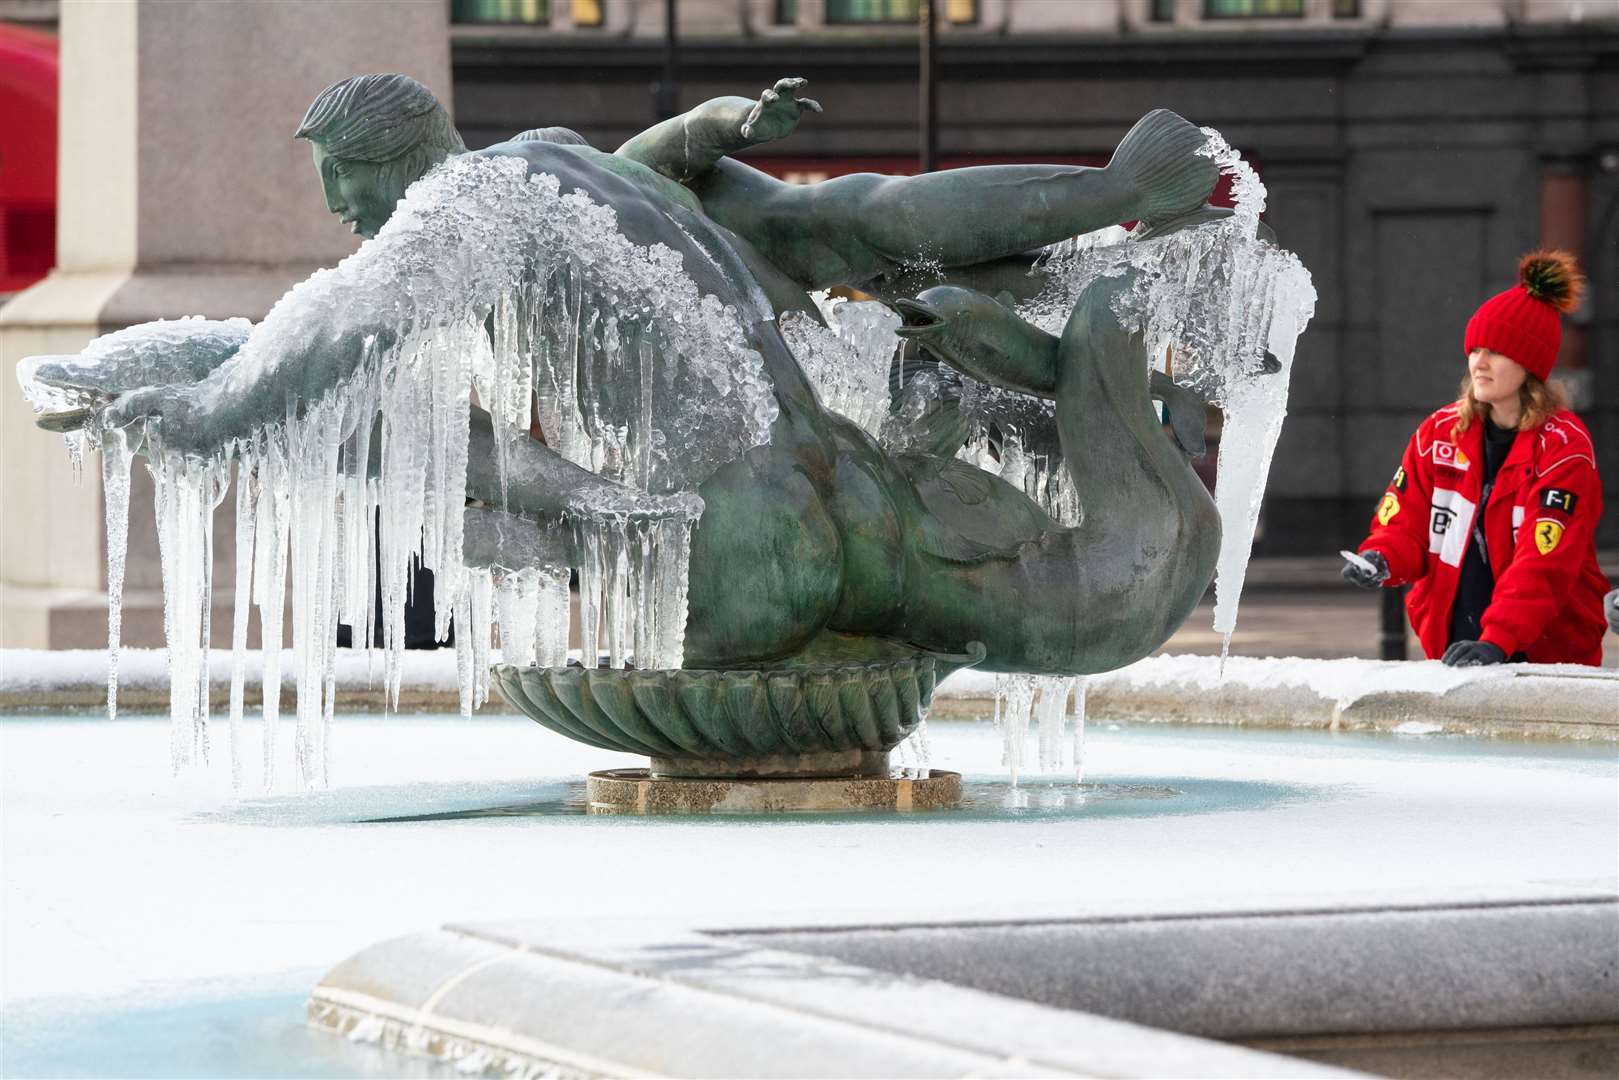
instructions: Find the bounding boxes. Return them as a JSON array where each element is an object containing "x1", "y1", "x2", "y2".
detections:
[{"x1": 19, "y1": 75, "x2": 1311, "y2": 789}]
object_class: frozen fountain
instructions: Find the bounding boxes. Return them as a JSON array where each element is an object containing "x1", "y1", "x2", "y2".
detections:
[{"x1": 16, "y1": 74, "x2": 1314, "y2": 811}]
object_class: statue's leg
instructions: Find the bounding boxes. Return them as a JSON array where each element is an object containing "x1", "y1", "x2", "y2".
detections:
[
  {"x1": 698, "y1": 110, "x2": 1218, "y2": 292},
  {"x1": 459, "y1": 405, "x2": 844, "y2": 666},
  {"x1": 680, "y1": 447, "x2": 845, "y2": 667}
]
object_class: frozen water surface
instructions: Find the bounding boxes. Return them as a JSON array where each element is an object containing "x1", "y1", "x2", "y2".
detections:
[{"x1": 5, "y1": 714, "x2": 1613, "y2": 1005}]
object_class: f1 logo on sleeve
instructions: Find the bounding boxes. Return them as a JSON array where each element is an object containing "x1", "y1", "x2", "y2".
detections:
[
  {"x1": 1391, "y1": 466, "x2": 1407, "y2": 492},
  {"x1": 1540, "y1": 488, "x2": 1578, "y2": 515}
]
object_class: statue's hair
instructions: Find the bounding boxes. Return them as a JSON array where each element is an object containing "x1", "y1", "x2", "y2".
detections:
[
  {"x1": 512, "y1": 126, "x2": 591, "y2": 147},
  {"x1": 295, "y1": 74, "x2": 466, "y2": 163}
]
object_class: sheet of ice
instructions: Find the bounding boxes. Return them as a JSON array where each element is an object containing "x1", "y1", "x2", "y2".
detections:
[{"x1": 4, "y1": 714, "x2": 1613, "y2": 1010}]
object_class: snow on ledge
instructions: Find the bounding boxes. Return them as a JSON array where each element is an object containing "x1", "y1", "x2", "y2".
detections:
[
  {"x1": 0, "y1": 648, "x2": 467, "y2": 696},
  {"x1": 939, "y1": 654, "x2": 1615, "y2": 711},
  {"x1": 1, "y1": 649, "x2": 1611, "y2": 716}
]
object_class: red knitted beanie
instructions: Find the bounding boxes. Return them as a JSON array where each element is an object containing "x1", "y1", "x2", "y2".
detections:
[{"x1": 1463, "y1": 250, "x2": 1584, "y2": 381}]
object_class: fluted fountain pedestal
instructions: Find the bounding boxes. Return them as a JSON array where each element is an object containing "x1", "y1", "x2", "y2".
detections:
[{"x1": 491, "y1": 646, "x2": 983, "y2": 814}]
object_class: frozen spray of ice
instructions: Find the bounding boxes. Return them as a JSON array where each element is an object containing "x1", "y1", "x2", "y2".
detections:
[
  {"x1": 780, "y1": 297, "x2": 901, "y2": 438},
  {"x1": 58, "y1": 155, "x2": 775, "y2": 787}
]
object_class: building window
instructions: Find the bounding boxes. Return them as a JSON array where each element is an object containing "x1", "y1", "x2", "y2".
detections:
[
  {"x1": 452, "y1": 0, "x2": 549, "y2": 23},
  {"x1": 450, "y1": 0, "x2": 604, "y2": 26},
  {"x1": 776, "y1": 0, "x2": 797, "y2": 24},
  {"x1": 1332, "y1": 0, "x2": 1360, "y2": 15},
  {"x1": 824, "y1": 0, "x2": 978, "y2": 24},
  {"x1": 1150, "y1": 0, "x2": 1175, "y2": 21},
  {"x1": 1202, "y1": 0, "x2": 1304, "y2": 16}
]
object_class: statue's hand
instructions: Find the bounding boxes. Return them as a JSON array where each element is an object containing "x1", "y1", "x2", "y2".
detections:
[
  {"x1": 740, "y1": 77, "x2": 822, "y2": 143},
  {"x1": 101, "y1": 385, "x2": 203, "y2": 453}
]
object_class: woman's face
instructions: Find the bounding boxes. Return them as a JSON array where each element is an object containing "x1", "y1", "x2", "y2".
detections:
[{"x1": 1468, "y1": 348, "x2": 1527, "y2": 406}]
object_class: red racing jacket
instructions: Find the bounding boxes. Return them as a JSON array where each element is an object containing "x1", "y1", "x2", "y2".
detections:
[{"x1": 1357, "y1": 404, "x2": 1609, "y2": 666}]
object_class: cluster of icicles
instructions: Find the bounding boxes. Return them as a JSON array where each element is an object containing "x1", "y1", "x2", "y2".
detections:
[
  {"x1": 92, "y1": 156, "x2": 776, "y2": 788},
  {"x1": 1025, "y1": 129, "x2": 1317, "y2": 659},
  {"x1": 875, "y1": 128, "x2": 1314, "y2": 771},
  {"x1": 994, "y1": 675, "x2": 1089, "y2": 788}
]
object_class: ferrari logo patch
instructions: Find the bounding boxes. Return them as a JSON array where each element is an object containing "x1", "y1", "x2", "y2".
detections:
[
  {"x1": 1377, "y1": 492, "x2": 1400, "y2": 526},
  {"x1": 1534, "y1": 519, "x2": 1564, "y2": 555}
]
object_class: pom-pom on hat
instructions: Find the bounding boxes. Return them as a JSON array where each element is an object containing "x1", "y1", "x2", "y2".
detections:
[{"x1": 1463, "y1": 250, "x2": 1585, "y2": 381}]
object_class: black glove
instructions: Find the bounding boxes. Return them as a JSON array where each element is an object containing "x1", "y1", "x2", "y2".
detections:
[
  {"x1": 1442, "y1": 640, "x2": 1506, "y2": 667},
  {"x1": 1341, "y1": 550, "x2": 1389, "y2": 590}
]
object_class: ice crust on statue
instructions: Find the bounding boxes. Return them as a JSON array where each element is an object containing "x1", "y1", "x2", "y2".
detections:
[{"x1": 52, "y1": 155, "x2": 777, "y2": 788}]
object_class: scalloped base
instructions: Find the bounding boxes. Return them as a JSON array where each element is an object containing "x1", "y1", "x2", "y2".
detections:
[{"x1": 585, "y1": 768, "x2": 963, "y2": 814}]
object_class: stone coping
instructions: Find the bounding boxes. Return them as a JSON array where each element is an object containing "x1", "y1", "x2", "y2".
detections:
[
  {"x1": 733, "y1": 895, "x2": 1619, "y2": 1040},
  {"x1": 309, "y1": 894, "x2": 1616, "y2": 1077},
  {"x1": 5, "y1": 648, "x2": 1612, "y2": 742},
  {"x1": 310, "y1": 920, "x2": 1357, "y2": 1079}
]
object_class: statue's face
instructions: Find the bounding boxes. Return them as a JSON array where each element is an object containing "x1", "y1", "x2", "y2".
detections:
[{"x1": 312, "y1": 143, "x2": 405, "y2": 239}]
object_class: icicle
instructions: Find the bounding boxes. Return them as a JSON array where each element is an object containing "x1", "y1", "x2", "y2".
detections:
[
  {"x1": 100, "y1": 427, "x2": 133, "y2": 721},
  {"x1": 1071, "y1": 676, "x2": 1088, "y2": 786},
  {"x1": 995, "y1": 674, "x2": 1037, "y2": 787},
  {"x1": 255, "y1": 439, "x2": 290, "y2": 789},
  {"x1": 1034, "y1": 677, "x2": 1071, "y2": 774},
  {"x1": 493, "y1": 568, "x2": 541, "y2": 667},
  {"x1": 467, "y1": 568, "x2": 493, "y2": 709},
  {"x1": 228, "y1": 445, "x2": 257, "y2": 790}
]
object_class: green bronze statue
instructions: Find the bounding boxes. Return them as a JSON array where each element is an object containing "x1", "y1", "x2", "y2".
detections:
[{"x1": 45, "y1": 74, "x2": 1227, "y2": 683}]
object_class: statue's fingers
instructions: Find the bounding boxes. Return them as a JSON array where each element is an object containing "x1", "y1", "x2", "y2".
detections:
[
  {"x1": 799, "y1": 98, "x2": 823, "y2": 114},
  {"x1": 760, "y1": 88, "x2": 779, "y2": 104}
]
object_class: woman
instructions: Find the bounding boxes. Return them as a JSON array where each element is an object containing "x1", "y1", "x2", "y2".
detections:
[{"x1": 1344, "y1": 251, "x2": 1609, "y2": 667}]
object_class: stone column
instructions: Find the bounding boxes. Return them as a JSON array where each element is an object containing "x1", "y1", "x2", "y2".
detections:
[{"x1": 0, "y1": 0, "x2": 451, "y2": 648}]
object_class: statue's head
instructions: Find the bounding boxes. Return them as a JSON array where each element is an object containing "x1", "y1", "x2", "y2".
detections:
[{"x1": 295, "y1": 74, "x2": 466, "y2": 239}]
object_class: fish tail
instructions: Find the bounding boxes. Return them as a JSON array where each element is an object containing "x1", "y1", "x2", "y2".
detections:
[{"x1": 1107, "y1": 109, "x2": 1220, "y2": 226}]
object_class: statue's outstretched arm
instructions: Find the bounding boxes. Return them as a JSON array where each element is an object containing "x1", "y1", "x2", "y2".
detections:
[
  {"x1": 616, "y1": 77, "x2": 821, "y2": 183},
  {"x1": 101, "y1": 293, "x2": 391, "y2": 454},
  {"x1": 702, "y1": 109, "x2": 1218, "y2": 293}
]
